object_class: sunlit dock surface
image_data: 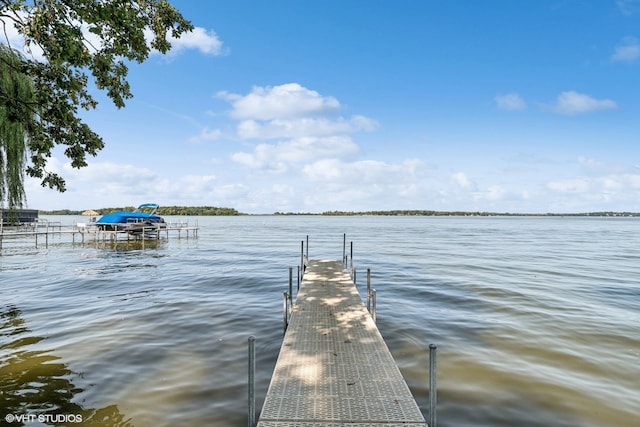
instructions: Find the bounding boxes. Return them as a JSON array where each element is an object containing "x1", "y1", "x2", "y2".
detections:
[{"x1": 258, "y1": 259, "x2": 427, "y2": 427}]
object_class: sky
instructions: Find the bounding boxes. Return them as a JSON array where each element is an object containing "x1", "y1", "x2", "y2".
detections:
[{"x1": 5, "y1": 0, "x2": 640, "y2": 213}]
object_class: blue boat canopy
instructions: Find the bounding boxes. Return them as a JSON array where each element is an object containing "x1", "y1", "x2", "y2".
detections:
[{"x1": 96, "y1": 203, "x2": 165, "y2": 231}]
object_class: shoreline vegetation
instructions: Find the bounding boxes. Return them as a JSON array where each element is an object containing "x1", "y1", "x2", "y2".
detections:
[
  {"x1": 39, "y1": 206, "x2": 242, "y2": 216},
  {"x1": 276, "y1": 210, "x2": 640, "y2": 217},
  {"x1": 37, "y1": 207, "x2": 640, "y2": 217}
]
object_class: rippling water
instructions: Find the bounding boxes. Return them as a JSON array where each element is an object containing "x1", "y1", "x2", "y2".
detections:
[{"x1": 1, "y1": 215, "x2": 638, "y2": 426}]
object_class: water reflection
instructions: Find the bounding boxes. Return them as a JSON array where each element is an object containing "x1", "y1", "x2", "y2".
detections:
[
  {"x1": 0, "y1": 305, "x2": 132, "y2": 426},
  {"x1": 84, "y1": 238, "x2": 167, "y2": 252}
]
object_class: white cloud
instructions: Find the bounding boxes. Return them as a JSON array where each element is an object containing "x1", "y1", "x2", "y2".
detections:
[
  {"x1": 550, "y1": 91, "x2": 617, "y2": 115},
  {"x1": 542, "y1": 156, "x2": 640, "y2": 210},
  {"x1": 25, "y1": 158, "x2": 242, "y2": 209},
  {"x1": 495, "y1": 93, "x2": 526, "y2": 111},
  {"x1": 577, "y1": 156, "x2": 605, "y2": 170},
  {"x1": 611, "y1": 36, "x2": 640, "y2": 62},
  {"x1": 217, "y1": 83, "x2": 379, "y2": 177},
  {"x1": 165, "y1": 27, "x2": 226, "y2": 56},
  {"x1": 300, "y1": 158, "x2": 426, "y2": 209},
  {"x1": 218, "y1": 83, "x2": 341, "y2": 120},
  {"x1": 231, "y1": 136, "x2": 359, "y2": 171},
  {"x1": 577, "y1": 156, "x2": 635, "y2": 175},
  {"x1": 547, "y1": 178, "x2": 591, "y2": 193},
  {"x1": 73, "y1": 162, "x2": 160, "y2": 198},
  {"x1": 546, "y1": 174, "x2": 640, "y2": 208},
  {"x1": 190, "y1": 127, "x2": 222, "y2": 143},
  {"x1": 236, "y1": 115, "x2": 379, "y2": 140},
  {"x1": 485, "y1": 185, "x2": 506, "y2": 201},
  {"x1": 302, "y1": 158, "x2": 423, "y2": 185},
  {"x1": 450, "y1": 172, "x2": 476, "y2": 190}
]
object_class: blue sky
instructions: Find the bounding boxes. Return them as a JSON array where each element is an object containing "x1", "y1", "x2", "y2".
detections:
[{"x1": 10, "y1": 0, "x2": 640, "y2": 213}]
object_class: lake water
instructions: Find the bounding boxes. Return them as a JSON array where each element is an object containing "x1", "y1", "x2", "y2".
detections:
[{"x1": 1, "y1": 215, "x2": 638, "y2": 427}]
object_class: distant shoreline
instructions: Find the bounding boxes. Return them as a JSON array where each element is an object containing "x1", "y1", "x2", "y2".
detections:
[
  {"x1": 36, "y1": 207, "x2": 640, "y2": 217},
  {"x1": 274, "y1": 210, "x2": 640, "y2": 217}
]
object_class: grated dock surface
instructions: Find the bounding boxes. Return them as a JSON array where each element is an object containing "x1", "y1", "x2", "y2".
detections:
[{"x1": 257, "y1": 260, "x2": 427, "y2": 427}]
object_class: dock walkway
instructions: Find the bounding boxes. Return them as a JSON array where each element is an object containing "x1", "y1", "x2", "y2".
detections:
[{"x1": 258, "y1": 259, "x2": 427, "y2": 427}]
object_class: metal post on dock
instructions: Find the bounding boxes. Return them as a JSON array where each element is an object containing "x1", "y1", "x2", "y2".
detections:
[
  {"x1": 283, "y1": 291, "x2": 289, "y2": 331},
  {"x1": 367, "y1": 268, "x2": 371, "y2": 312},
  {"x1": 371, "y1": 289, "x2": 377, "y2": 323},
  {"x1": 429, "y1": 343, "x2": 438, "y2": 427},
  {"x1": 288, "y1": 267, "x2": 293, "y2": 306},
  {"x1": 350, "y1": 241, "x2": 353, "y2": 269},
  {"x1": 306, "y1": 235, "x2": 309, "y2": 261},
  {"x1": 343, "y1": 233, "x2": 346, "y2": 265},
  {"x1": 298, "y1": 240, "x2": 304, "y2": 283},
  {"x1": 248, "y1": 336, "x2": 256, "y2": 427}
]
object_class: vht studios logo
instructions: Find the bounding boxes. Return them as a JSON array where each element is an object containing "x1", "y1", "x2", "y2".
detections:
[{"x1": 5, "y1": 413, "x2": 83, "y2": 424}]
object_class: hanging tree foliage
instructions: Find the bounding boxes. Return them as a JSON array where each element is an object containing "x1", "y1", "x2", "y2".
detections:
[
  {"x1": 0, "y1": 0, "x2": 193, "y2": 208},
  {"x1": 0, "y1": 44, "x2": 31, "y2": 209}
]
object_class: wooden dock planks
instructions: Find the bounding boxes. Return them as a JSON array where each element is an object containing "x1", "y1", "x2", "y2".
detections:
[{"x1": 257, "y1": 259, "x2": 427, "y2": 427}]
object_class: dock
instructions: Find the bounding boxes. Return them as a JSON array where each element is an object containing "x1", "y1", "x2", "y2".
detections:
[
  {"x1": 0, "y1": 220, "x2": 198, "y2": 249},
  {"x1": 257, "y1": 259, "x2": 428, "y2": 427}
]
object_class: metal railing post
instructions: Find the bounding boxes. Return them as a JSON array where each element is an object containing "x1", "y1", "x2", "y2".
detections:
[
  {"x1": 350, "y1": 241, "x2": 353, "y2": 269},
  {"x1": 429, "y1": 343, "x2": 438, "y2": 427},
  {"x1": 289, "y1": 267, "x2": 299, "y2": 305},
  {"x1": 343, "y1": 233, "x2": 346, "y2": 265},
  {"x1": 372, "y1": 289, "x2": 377, "y2": 323},
  {"x1": 283, "y1": 291, "x2": 289, "y2": 331},
  {"x1": 248, "y1": 336, "x2": 256, "y2": 427},
  {"x1": 367, "y1": 268, "x2": 371, "y2": 312}
]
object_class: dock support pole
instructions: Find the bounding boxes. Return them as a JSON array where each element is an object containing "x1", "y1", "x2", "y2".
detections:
[
  {"x1": 288, "y1": 267, "x2": 293, "y2": 306},
  {"x1": 350, "y1": 241, "x2": 353, "y2": 269},
  {"x1": 300, "y1": 240, "x2": 304, "y2": 281},
  {"x1": 429, "y1": 344, "x2": 438, "y2": 427},
  {"x1": 248, "y1": 336, "x2": 256, "y2": 427},
  {"x1": 343, "y1": 233, "x2": 346, "y2": 265},
  {"x1": 367, "y1": 268, "x2": 371, "y2": 312},
  {"x1": 372, "y1": 289, "x2": 377, "y2": 323},
  {"x1": 283, "y1": 291, "x2": 289, "y2": 331}
]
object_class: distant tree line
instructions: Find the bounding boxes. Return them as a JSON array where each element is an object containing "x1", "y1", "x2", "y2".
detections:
[
  {"x1": 274, "y1": 210, "x2": 640, "y2": 217},
  {"x1": 39, "y1": 206, "x2": 243, "y2": 216},
  {"x1": 39, "y1": 208, "x2": 639, "y2": 217},
  {"x1": 156, "y1": 206, "x2": 242, "y2": 216}
]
